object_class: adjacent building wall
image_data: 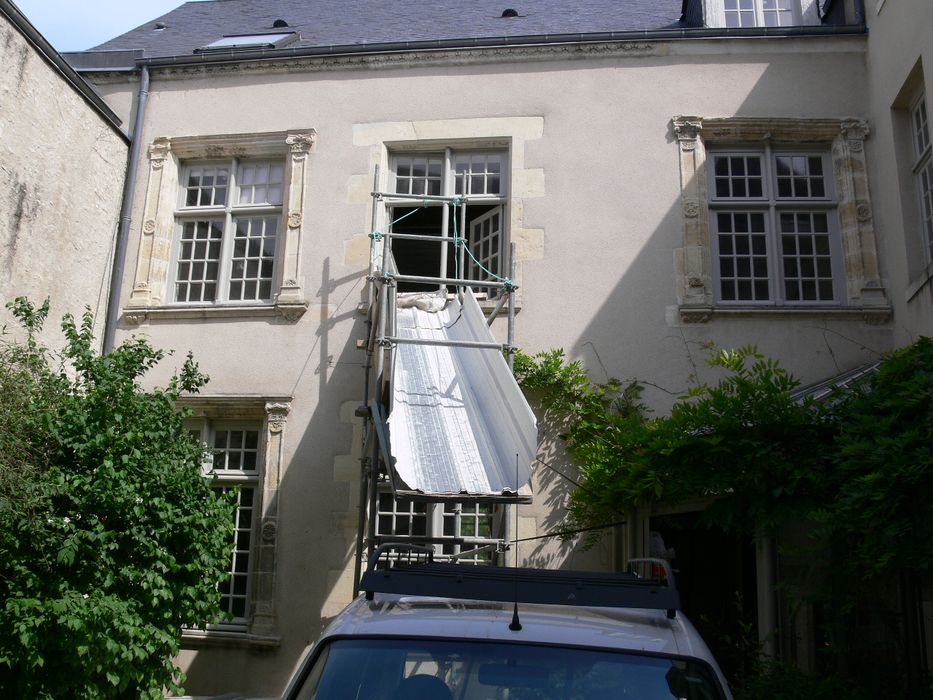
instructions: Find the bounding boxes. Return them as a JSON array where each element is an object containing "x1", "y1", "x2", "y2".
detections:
[
  {"x1": 0, "y1": 4, "x2": 127, "y2": 347},
  {"x1": 864, "y1": 0, "x2": 933, "y2": 339}
]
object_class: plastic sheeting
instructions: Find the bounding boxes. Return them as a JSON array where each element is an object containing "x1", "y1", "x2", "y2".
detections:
[{"x1": 387, "y1": 290, "x2": 536, "y2": 500}]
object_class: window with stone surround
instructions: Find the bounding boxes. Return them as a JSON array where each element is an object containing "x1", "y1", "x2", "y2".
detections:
[
  {"x1": 181, "y1": 398, "x2": 290, "y2": 647},
  {"x1": 672, "y1": 117, "x2": 890, "y2": 323},
  {"x1": 911, "y1": 93, "x2": 933, "y2": 265},
  {"x1": 125, "y1": 130, "x2": 315, "y2": 324},
  {"x1": 375, "y1": 488, "x2": 503, "y2": 565}
]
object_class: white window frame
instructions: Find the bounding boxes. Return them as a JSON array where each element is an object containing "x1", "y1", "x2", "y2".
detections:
[
  {"x1": 708, "y1": 148, "x2": 846, "y2": 305},
  {"x1": 910, "y1": 93, "x2": 933, "y2": 265},
  {"x1": 385, "y1": 147, "x2": 509, "y2": 297},
  {"x1": 125, "y1": 130, "x2": 315, "y2": 324},
  {"x1": 191, "y1": 419, "x2": 264, "y2": 628},
  {"x1": 375, "y1": 487, "x2": 503, "y2": 565},
  {"x1": 705, "y1": 0, "x2": 822, "y2": 27},
  {"x1": 170, "y1": 159, "x2": 284, "y2": 306}
]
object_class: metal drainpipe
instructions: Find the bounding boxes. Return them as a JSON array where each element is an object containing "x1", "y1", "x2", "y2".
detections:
[
  {"x1": 854, "y1": 0, "x2": 865, "y2": 28},
  {"x1": 103, "y1": 65, "x2": 150, "y2": 353}
]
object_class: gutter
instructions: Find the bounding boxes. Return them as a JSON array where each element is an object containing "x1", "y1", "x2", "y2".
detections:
[
  {"x1": 127, "y1": 23, "x2": 868, "y2": 70},
  {"x1": 0, "y1": 0, "x2": 126, "y2": 139},
  {"x1": 102, "y1": 65, "x2": 149, "y2": 354}
]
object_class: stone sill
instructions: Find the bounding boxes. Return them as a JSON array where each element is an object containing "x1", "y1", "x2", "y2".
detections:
[
  {"x1": 181, "y1": 628, "x2": 280, "y2": 650},
  {"x1": 122, "y1": 301, "x2": 308, "y2": 325},
  {"x1": 679, "y1": 305, "x2": 892, "y2": 324}
]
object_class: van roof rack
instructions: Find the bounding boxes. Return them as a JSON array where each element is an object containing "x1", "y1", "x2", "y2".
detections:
[{"x1": 361, "y1": 543, "x2": 680, "y2": 618}]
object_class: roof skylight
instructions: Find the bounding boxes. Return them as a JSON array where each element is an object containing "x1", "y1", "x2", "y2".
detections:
[{"x1": 196, "y1": 32, "x2": 297, "y2": 52}]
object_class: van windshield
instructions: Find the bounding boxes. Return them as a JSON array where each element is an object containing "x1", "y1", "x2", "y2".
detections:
[{"x1": 291, "y1": 638, "x2": 727, "y2": 700}]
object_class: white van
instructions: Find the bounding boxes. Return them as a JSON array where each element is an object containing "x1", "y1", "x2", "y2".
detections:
[{"x1": 282, "y1": 545, "x2": 733, "y2": 700}]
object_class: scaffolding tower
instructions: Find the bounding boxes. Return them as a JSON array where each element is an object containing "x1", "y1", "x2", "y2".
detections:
[{"x1": 354, "y1": 167, "x2": 537, "y2": 588}]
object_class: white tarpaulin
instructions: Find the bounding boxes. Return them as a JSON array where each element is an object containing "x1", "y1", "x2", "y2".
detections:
[{"x1": 387, "y1": 290, "x2": 536, "y2": 500}]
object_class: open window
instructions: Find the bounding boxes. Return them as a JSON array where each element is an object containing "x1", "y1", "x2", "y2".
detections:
[{"x1": 386, "y1": 149, "x2": 508, "y2": 298}]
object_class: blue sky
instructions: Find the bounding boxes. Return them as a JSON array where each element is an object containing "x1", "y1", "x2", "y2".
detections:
[{"x1": 13, "y1": 0, "x2": 198, "y2": 52}]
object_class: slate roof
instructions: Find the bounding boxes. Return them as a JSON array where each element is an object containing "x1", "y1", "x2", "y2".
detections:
[{"x1": 90, "y1": 0, "x2": 692, "y2": 59}]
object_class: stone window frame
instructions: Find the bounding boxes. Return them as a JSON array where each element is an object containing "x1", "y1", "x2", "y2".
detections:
[
  {"x1": 124, "y1": 130, "x2": 316, "y2": 325},
  {"x1": 672, "y1": 116, "x2": 891, "y2": 323},
  {"x1": 180, "y1": 396, "x2": 290, "y2": 648}
]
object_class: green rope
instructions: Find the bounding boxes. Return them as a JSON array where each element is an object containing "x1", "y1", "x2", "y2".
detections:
[
  {"x1": 370, "y1": 200, "x2": 428, "y2": 240},
  {"x1": 448, "y1": 199, "x2": 513, "y2": 289}
]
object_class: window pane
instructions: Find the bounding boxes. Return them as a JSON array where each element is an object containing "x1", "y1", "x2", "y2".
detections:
[
  {"x1": 452, "y1": 153, "x2": 505, "y2": 196},
  {"x1": 394, "y1": 155, "x2": 443, "y2": 196},
  {"x1": 779, "y1": 211, "x2": 835, "y2": 302},
  {"x1": 228, "y1": 217, "x2": 278, "y2": 301},
  {"x1": 184, "y1": 165, "x2": 229, "y2": 207},
  {"x1": 215, "y1": 484, "x2": 257, "y2": 620},
  {"x1": 716, "y1": 211, "x2": 769, "y2": 301},
  {"x1": 714, "y1": 155, "x2": 763, "y2": 198},
  {"x1": 774, "y1": 154, "x2": 827, "y2": 199},
  {"x1": 175, "y1": 220, "x2": 223, "y2": 303}
]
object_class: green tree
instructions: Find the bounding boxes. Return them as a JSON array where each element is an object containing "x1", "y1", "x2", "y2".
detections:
[
  {"x1": 515, "y1": 339, "x2": 933, "y2": 697},
  {"x1": 0, "y1": 299, "x2": 235, "y2": 699}
]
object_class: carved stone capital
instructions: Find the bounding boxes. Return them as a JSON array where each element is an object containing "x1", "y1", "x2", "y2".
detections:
[
  {"x1": 672, "y1": 116, "x2": 703, "y2": 144},
  {"x1": 265, "y1": 401, "x2": 290, "y2": 433},
  {"x1": 149, "y1": 138, "x2": 171, "y2": 166},
  {"x1": 286, "y1": 130, "x2": 317, "y2": 157},
  {"x1": 840, "y1": 119, "x2": 870, "y2": 143}
]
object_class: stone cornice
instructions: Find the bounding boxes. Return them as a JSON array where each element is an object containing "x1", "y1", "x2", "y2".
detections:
[
  {"x1": 84, "y1": 41, "x2": 659, "y2": 82},
  {"x1": 167, "y1": 129, "x2": 316, "y2": 159},
  {"x1": 679, "y1": 116, "x2": 870, "y2": 143}
]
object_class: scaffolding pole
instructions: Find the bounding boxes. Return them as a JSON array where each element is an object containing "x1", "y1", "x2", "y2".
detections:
[{"x1": 356, "y1": 185, "x2": 521, "y2": 587}]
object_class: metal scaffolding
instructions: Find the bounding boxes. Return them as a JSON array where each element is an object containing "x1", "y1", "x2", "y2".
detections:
[{"x1": 353, "y1": 166, "x2": 527, "y2": 589}]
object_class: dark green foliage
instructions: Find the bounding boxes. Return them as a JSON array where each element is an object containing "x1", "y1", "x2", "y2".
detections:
[
  {"x1": 0, "y1": 299, "x2": 235, "y2": 699},
  {"x1": 516, "y1": 339, "x2": 933, "y2": 697},
  {"x1": 827, "y1": 337, "x2": 933, "y2": 576},
  {"x1": 515, "y1": 345, "x2": 834, "y2": 538}
]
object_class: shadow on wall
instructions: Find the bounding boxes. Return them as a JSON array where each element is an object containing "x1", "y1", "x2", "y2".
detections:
[
  {"x1": 180, "y1": 255, "x2": 370, "y2": 696},
  {"x1": 515, "y1": 57, "x2": 895, "y2": 572}
]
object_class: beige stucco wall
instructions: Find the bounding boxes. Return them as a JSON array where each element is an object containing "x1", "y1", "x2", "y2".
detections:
[
  {"x1": 864, "y1": 0, "x2": 933, "y2": 340},
  {"x1": 0, "y1": 17, "x2": 126, "y2": 347},
  {"x1": 87, "y1": 34, "x2": 900, "y2": 697}
]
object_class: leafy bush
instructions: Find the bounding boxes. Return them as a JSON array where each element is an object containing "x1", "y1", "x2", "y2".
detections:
[
  {"x1": 0, "y1": 299, "x2": 234, "y2": 699},
  {"x1": 516, "y1": 338, "x2": 933, "y2": 696}
]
